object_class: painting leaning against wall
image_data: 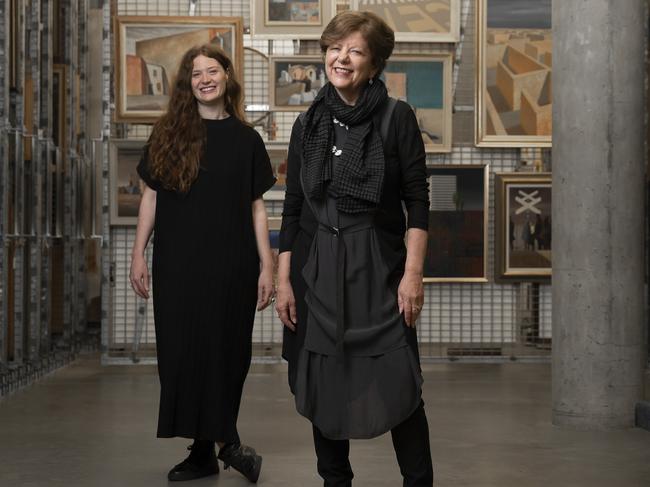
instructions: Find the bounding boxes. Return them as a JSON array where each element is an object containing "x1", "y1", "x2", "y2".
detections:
[{"x1": 476, "y1": 0, "x2": 552, "y2": 147}]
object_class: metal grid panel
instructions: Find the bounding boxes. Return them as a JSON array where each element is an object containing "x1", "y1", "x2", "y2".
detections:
[
  {"x1": 109, "y1": 227, "x2": 156, "y2": 347},
  {"x1": 104, "y1": 0, "x2": 554, "y2": 363},
  {"x1": 538, "y1": 284, "x2": 552, "y2": 339}
]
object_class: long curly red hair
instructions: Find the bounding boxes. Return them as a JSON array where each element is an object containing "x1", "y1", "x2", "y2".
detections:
[{"x1": 147, "y1": 44, "x2": 247, "y2": 193}]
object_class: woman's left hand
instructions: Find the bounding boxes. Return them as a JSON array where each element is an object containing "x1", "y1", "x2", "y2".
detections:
[
  {"x1": 257, "y1": 267, "x2": 274, "y2": 311},
  {"x1": 398, "y1": 270, "x2": 424, "y2": 327}
]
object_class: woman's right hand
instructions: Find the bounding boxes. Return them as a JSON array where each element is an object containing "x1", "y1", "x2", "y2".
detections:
[
  {"x1": 130, "y1": 254, "x2": 150, "y2": 299},
  {"x1": 275, "y1": 280, "x2": 297, "y2": 331}
]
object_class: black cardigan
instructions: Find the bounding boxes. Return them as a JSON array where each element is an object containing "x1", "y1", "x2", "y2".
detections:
[
  {"x1": 279, "y1": 99, "x2": 429, "y2": 254},
  {"x1": 279, "y1": 100, "x2": 429, "y2": 390}
]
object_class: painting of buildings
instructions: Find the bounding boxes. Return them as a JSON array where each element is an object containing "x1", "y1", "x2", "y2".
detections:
[
  {"x1": 271, "y1": 58, "x2": 327, "y2": 110},
  {"x1": 477, "y1": 0, "x2": 552, "y2": 146},
  {"x1": 115, "y1": 17, "x2": 243, "y2": 122}
]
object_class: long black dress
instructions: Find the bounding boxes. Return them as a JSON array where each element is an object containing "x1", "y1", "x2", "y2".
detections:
[{"x1": 137, "y1": 116, "x2": 275, "y2": 443}]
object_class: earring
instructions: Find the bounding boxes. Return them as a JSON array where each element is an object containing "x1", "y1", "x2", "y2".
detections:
[{"x1": 369, "y1": 78, "x2": 374, "y2": 85}]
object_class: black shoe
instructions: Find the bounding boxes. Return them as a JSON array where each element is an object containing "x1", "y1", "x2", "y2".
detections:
[
  {"x1": 167, "y1": 444, "x2": 219, "y2": 482},
  {"x1": 218, "y1": 443, "x2": 262, "y2": 483}
]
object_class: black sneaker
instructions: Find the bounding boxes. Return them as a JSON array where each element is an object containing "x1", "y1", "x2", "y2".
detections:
[
  {"x1": 217, "y1": 443, "x2": 262, "y2": 483},
  {"x1": 167, "y1": 444, "x2": 219, "y2": 482}
]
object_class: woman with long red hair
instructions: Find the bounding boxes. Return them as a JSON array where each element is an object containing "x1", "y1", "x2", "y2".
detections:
[{"x1": 130, "y1": 43, "x2": 274, "y2": 483}]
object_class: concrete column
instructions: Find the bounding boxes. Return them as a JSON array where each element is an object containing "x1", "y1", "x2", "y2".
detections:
[{"x1": 552, "y1": 1, "x2": 647, "y2": 429}]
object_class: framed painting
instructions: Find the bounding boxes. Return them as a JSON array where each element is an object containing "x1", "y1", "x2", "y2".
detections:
[
  {"x1": 475, "y1": 0, "x2": 552, "y2": 147},
  {"x1": 113, "y1": 16, "x2": 243, "y2": 123},
  {"x1": 251, "y1": 0, "x2": 337, "y2": 39},
  {"x1": 109, "y1": 139, "x2": 146, "y2": 225},
  {"x1": 495, "y1": 172, "x2": 552, "y2": 281},
  {"x1": 350, "y1": 0, "x2": 459, "y2": 42},
  {"x1": 265, "y1": 143, "x2": 289, "y2": 200},
  {"x1": 423, "y1": 165, "x2": 489, "y2": 282},
  {"x1": 383, "y1": 54, "x2": 453, "y2": 153},
  {"x1": 269, "y1": 56, "x2": 328, "y2": 111}
]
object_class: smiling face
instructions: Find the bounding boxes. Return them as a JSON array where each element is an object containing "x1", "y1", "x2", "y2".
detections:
[
  {"x1": 191, "y1": 54, "x2": 227, "y2": 107},
  {"x1": 325, "y1": 31, "x2": 377, "y2": 105}
]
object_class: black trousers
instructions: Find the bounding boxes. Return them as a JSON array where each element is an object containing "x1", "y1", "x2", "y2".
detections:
[{"x1": 312, "y1": 402, "x2": 434, "y2": 487}]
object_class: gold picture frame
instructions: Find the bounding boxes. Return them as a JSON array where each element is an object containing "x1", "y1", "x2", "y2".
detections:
[
  {"x1": 423, "y1": 164, "x2": 489, "y2": 283},
  {"x1": 250, "y1": 0, "x2": 337, "y2": 39},
  {"x1": 350, "y1": 0, "x2": 460, "y2": 42},
  {"x1": 113, "y1": 15, "x2": 243, "y2": 123},
  {"x1": 475, "y1": 0, "x2": 552, "y2": 147},
  {"x1": 495, "y1": 172, "x2": 552, "y2": 281}
]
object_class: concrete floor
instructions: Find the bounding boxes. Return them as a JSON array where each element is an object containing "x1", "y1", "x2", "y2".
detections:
[{"x1": 0, "y1": 356, "x2": 649, "y2": 487}]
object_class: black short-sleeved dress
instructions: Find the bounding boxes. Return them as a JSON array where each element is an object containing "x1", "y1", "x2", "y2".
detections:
[{"x1": 137, "y1": 116, "x2": 275, "y2": 443}]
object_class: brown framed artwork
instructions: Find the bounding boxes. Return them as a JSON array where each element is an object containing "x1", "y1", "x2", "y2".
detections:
[
  {"x1": 475, "y1": 0, "x2": 552, "y2": 147},
  {"x1": 383, "y1": 54, "x2": 453, "y2": 153},
  {"x1": 265, "y1": 143, "x2": 289, "y2": 200},
  {"x1": 495, "y1": 172, "x2": 551, "y2": 281},
  {"x1": 423, "y1": 165, "x2": 489, "y2": 282},
  {"x1": 113, "y1": 16, "x2": 243, "y2": 123},
  {"x1": 269, "y1": 56, "x2": 327, "y2": 111},
  {"x1": 350, "y1": 0, "x2": 460, "y2": 42},
  {"x1": 250, "y1": 0, "x2": 337, "y2": 39},
  {"x1": 109, "y1": 139, "x2": 146, "y2": 225}
]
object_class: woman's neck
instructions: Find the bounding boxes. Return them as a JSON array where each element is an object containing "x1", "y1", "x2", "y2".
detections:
[
  {"x1": 198, "y1": 101, "x2": 229, "y2": 120},
  {"x1": 334, "y1": 87, "x2": 360, "y2": 106}
]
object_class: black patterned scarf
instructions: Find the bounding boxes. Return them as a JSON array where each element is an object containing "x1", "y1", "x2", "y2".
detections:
[{"x1": 302, "y1": 80, "x2": 388, "y2": 213}]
